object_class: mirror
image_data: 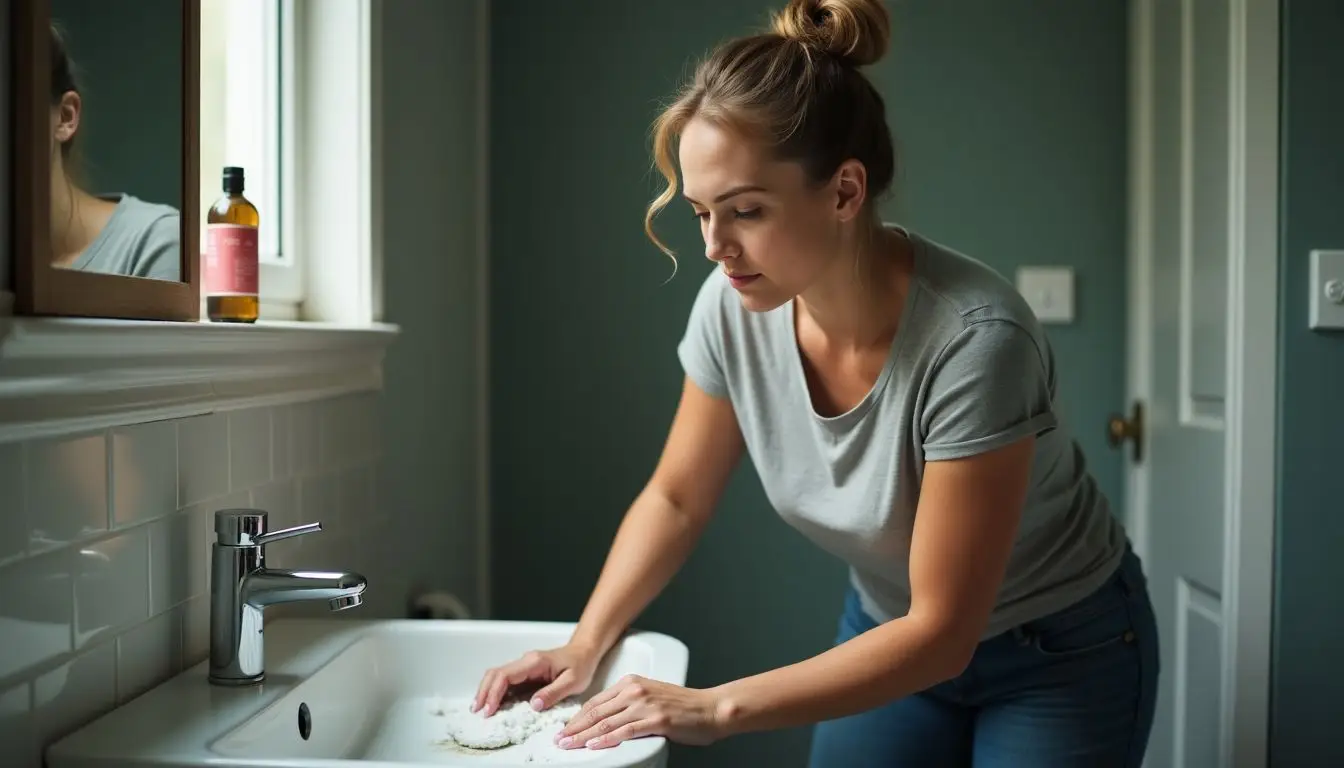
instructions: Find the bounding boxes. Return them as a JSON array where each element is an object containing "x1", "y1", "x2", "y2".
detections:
[
  {"x1": 47, "y1": 0, "x2": 184, "y2": 281},
  {"x1": 10, "y1": 0, "x2": 199, "y2": 320}
]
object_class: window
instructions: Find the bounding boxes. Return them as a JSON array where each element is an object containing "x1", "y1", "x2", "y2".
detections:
[
  {"x1": 199, "y1": 0, "x2": 302, "y2": 317},
  {"x1": 197, "y1": 0, "x2": 378, "y2": 324}
]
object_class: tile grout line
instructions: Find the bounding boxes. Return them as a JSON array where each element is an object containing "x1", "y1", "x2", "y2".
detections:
[
  {"x1": 174, "y1": 416, "x2": 182, "y2": 516},
  {"x1": 19, "y1": 440, "x2": 30, "y2": 563},
  {"x1": 225, "y1": 412, "x2": 234, "y2": 495},
  {"x1": 67, "y1": 544, "x2": 77, "y2": 663},
  {"x1": 104, "y1": 428, "x2": 114, "y2": 533}
]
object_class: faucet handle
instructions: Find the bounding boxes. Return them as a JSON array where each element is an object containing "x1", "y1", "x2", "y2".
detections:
[
  {"x1": 214, "y1": 508, "x2": 322, "y2": 547},
  {"x1": 253, "y1": 523, "x2": 322, "y2": 546}
]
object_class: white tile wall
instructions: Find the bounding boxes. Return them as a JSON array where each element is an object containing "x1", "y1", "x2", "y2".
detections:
[{"x1": 0, "y1": 391, "x2": 385, "y2": 766}]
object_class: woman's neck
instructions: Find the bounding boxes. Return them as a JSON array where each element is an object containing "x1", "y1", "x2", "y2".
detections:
[
  {"x1": 796, "y1": 225, "x2": 913, "y2": 352},
  {"x1": 49, "y1": 177, "x2": 108, "y2": 266}
]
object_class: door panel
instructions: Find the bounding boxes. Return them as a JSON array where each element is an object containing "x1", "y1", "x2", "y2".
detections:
[{"x1": 1137, "y1": 0, "x2": 1232, "y2": 765}]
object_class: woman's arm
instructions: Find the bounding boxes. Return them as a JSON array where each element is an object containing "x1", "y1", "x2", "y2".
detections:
[
  {"x1": 568, "y1": 375, "x2": 745, "y2": 658},
  {"x1": 708, "y1": 435, "x2": 1034, "y2": 735}
]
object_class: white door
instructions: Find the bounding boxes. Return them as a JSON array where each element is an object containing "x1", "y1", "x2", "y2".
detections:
[{"x1": 1120, "y1": 1, "x2": 1279, "y2": 767}]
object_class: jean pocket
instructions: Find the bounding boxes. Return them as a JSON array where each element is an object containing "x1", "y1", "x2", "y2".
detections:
[{"x1": 1027, "y1": 584, "x2": 1136, "y2": 657}]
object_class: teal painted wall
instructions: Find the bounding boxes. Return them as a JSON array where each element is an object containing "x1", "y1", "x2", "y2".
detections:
[
  {"x1": 377, "y1": 0, "x2": 488, "y2": 615},
  {"x1": 489, "y1": 1, "x2": 1128, "y2": 763},
  {"x1": 1271, "y1": 1, "x2": 1344, "y2": 764},
  {"x1": 50, "y1": 0, "x2": 184, "y2": 210}
]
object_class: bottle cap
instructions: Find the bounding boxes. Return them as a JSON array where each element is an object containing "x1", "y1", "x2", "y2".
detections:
[{"x1": 222, "y1": 166, "x2": 245, "y2": 195}]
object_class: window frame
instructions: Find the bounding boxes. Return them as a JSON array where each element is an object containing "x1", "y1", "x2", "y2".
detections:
[
  {"x1": 287, "y1": 0, "x2": 379, "y2": 325},
  {"x1": 199, "y1": 0, "x2": 303, "y2": 319}
]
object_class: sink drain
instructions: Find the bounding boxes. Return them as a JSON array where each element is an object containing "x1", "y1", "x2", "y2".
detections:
[{"x1": 298, "y1": 702, "x2": 312, "y2": 740}]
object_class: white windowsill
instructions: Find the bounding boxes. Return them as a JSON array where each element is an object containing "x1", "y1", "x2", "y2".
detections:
[{"x1": 0, "y1": 315, "x2": 398, "y2": 443}]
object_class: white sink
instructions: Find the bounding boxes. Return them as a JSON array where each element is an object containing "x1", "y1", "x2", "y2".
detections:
[{"x1": 46, "y1": 619, "x2": 688, "y2": 768}]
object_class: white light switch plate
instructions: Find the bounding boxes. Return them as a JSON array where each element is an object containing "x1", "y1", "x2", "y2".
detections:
[
  {"x1": 1309, "y1": 249, "x2": 1344, "y2": 331},
  {"x1": 1016, "y1": 266, "x2": 1075, "y2": 324}
]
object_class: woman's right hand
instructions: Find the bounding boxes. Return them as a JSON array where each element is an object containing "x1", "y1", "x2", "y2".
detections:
[{"x1": 471, "y1": 644, "x2": 602, "y2": 716}]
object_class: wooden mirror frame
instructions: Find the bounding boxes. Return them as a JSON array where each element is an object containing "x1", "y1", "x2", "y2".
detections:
[{"x1": 10, "y1": 0, "x2": 200, "y2": 321}]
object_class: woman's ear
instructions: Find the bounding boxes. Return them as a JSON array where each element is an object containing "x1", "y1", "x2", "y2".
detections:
[
  {"x1": 831, "y1": 159, "x2": 868, "y2": 223},
  {"x1": 53, "y1": 91, "x2": 81, "y2": 144}
]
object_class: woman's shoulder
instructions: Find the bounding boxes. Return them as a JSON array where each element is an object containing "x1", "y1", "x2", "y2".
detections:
[
  {"x1": 110, "y1": 195, "x2": 180, "y2": 250},
  {"x1": 104, "y1": 194, "x2": 182, "y2": 280},
  {"x1": 112, "y1": 194, "x2": 181, "y2": 229},
  {"x1": 893, "y1": 230, "x2": 1058, "y2": 399},
  {"x1": 906, "y1": 230, "x2": 1045, "y2": 341}
]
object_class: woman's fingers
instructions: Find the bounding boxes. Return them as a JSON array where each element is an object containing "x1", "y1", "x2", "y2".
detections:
[
  {"x1": 560, "y1": 675, "x2": 637, "y2": 741},
  {"x1": 573, "y1": 674, "x2": 632, "y2": 721},
  {"x1": 557, "y1": 690, "x2": 639, "y2": 748},
  {"x1": 584, "y1": 718, "x2": 662, "y2": 750},
  {"x1": 475, "y1": 654, "x2": 552, "y2": 716},
  {"x1": 471, "y1": 669, "x2": 497, "y2": 713},
  {"x1": 531, "y1": 668, "x2": 578, "y2": 711},
  {"x1": 483, "y1": 671, "x2": 513, "y2": 716}
]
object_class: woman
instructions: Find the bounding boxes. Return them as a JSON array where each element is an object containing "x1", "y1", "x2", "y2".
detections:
[
  {"x1": 474, "y1": 0, "x2": 1159, "y2": 764},
  {"x1": 49, "y1": 24, "x2": 181, "y2": 281}
]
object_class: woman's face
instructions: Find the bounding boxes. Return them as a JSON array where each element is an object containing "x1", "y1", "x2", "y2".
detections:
[{"x1": 677, "y1": 116, "x2": 869, "y2": 312}]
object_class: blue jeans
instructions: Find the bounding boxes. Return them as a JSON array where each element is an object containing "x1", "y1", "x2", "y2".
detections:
[{"x1": 808, "y1": 547, "x2": 1159, "y2": 767}]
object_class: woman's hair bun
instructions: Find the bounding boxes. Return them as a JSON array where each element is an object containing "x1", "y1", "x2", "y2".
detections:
[{"x1": 772, "y1": 0, "x2": 891, "y2": 68}]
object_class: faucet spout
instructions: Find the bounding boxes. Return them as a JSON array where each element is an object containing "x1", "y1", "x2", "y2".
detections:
[
  {"x1": 242, "y1": 569, "x2": 367, "y2": 608},
  {"x1": 208, "y1": 508, "x2": 370, "y2": 686}
]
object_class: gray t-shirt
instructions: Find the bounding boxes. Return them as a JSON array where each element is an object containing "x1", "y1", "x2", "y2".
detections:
[
  {"x1": 677, "y1": 226, "x2": 1126, "y2": 639},
  {"x1": 71, "y1": 194, "x2": 181, "y2": 281}
]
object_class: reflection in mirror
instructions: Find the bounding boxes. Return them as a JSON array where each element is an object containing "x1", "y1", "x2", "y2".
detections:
[{"x1": 47, "y1": 0, "x2": 184, "y2": 282}]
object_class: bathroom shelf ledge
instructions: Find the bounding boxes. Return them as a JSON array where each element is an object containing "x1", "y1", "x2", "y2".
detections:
[{"x1": 0, "y1": 316, "x2": 399, "y2": 443}]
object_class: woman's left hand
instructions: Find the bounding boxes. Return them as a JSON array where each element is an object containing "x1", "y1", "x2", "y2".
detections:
[{"x1": 555, "y1": 674, "x2": 725, "y2": 750}]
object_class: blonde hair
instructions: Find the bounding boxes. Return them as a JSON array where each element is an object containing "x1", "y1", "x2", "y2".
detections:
[{"x1": 644, "y1": 0, "x2": 896, "y2": 266}]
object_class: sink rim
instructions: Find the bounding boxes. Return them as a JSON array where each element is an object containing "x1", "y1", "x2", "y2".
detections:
[{"x1": 45, "y1": 618, "x2": 689, "y2": 768}]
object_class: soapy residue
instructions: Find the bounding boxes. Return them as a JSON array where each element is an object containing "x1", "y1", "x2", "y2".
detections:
[{"x1": 430, "y1": 693, "x2": 583, "y2": 753}]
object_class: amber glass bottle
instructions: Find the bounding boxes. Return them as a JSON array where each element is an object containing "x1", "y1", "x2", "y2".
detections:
[{"x1": 204, "y1": 166, "x2": 260, "y2": 323}]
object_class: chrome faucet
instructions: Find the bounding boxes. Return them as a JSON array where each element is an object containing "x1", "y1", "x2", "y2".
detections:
[{"x1": 209, "y1": 508, "x2": 367, "y2": 686}]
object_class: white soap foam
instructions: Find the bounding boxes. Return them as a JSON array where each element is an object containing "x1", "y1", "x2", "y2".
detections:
[
  {"x1": 431, "y1": 694, "x2": 583, "y2": 755},
  {"x1": 359, "y1": 695, "x2": 599, "y2": 764}
]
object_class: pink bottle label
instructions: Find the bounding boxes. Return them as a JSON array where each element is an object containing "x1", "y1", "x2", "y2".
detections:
[{"x1": 204, "y1": 224, "x2": 259, "y2": 295}]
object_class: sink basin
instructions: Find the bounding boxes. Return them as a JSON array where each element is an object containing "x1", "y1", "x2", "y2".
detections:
[{"x1": 46, "y1": 619, "x2": 688, "y2": 768}]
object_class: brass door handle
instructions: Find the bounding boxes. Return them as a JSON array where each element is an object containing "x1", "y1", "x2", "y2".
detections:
[{"x1": 1107, "y1": 401, "x2": 1144, "y2": 463}]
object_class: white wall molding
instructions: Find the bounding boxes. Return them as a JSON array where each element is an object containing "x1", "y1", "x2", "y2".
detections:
[
  {"x1": 1220, "y1": 0, "x2": 1278, "y2": 764},
  {"x1": 0, "y1": 318, "x2": 397, "y2": 443}
]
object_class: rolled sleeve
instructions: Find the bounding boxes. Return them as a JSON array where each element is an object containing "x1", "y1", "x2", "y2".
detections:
[
  {"x1": 920, "y1": 319, "x2": 1057, "y2": 461},
  {"x1": 676, "y1": 270, "x2": 730, "y2": 399}
]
